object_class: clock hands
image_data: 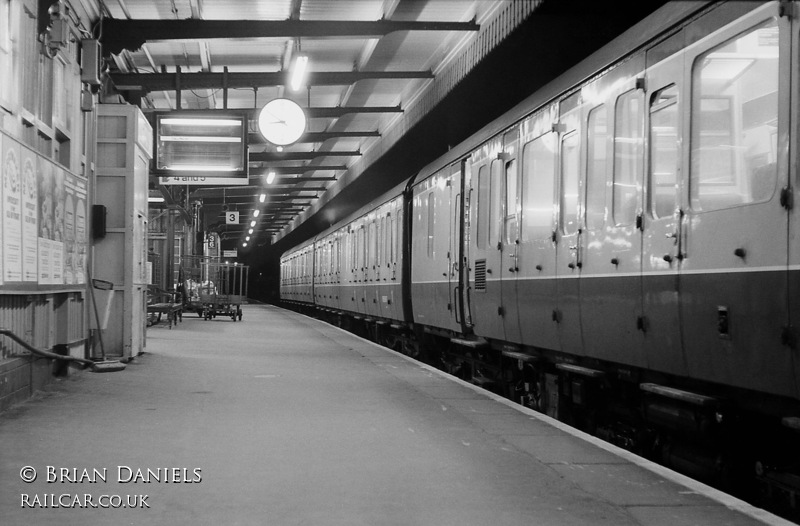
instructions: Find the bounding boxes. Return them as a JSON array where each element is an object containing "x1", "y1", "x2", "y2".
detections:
[{"x1": 261, "y1": 110, "x2": 286, "y2": 126}]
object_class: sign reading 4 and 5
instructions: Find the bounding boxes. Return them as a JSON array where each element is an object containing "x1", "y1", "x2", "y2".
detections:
[{"x1": 226, "y1": 211, "x2": 239, "y2": 225}]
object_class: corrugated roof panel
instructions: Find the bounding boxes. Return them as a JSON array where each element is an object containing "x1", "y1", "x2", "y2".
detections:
[
  {"x1": 202, "y1": 0, "x2": 292, "y2": 20},
  {"x1": 207, "y1": 40, "x2": 286, "y2": 72},
  {"x1": 300, "y1": 0, "x2": 383, "y2": 21},
  {"x1": 300, "y1": 39, "x2": 366, "y2": 73},
  {"x1": 392, "y1": 0, "x2": 477, "y2": 22}
]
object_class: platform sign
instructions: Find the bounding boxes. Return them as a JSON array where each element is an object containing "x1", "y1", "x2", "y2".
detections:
[
  {"x1": 225, "y1": 211, "x2": 239, "y2": 225},
  {"x1": 223, "y1": 250, "x2": 238, "y2": 258},
  {"x1": 159, "y1": 176, "x2": 250, "y2": 186}
]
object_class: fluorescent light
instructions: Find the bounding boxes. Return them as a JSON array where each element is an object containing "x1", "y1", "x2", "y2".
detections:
[
  {"x1": 253, "y1": 210, "x2": 260, "y2": 217},
  {"x1": 250, "y1": 220, "x2": 256, "y2": 227},
  {"x1": 290, "y1": 54, "x2": 309, "y2": 91},
  {"x1": 259, "y1": 193, "x2": 266, "y2": 203},
  {"x1": 163, "y1": 165, "x2": 239, "y2": 172},
  {"x1": 160, "y1": 136, "x2": 241, "y2": 143},
  {"x1": 266, "y1": 171, "x2": 276, "y2": 184},
  {"x1": 162, "y1": 118, "x2": 241, "y2": 126},
  {"x1": 147, "y1": 196, "x2": 165, "y2": 203}
]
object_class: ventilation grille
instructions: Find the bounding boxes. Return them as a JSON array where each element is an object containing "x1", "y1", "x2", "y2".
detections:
[{"x1": 474, "y1": 259, "x2": 487, "y2": 292}]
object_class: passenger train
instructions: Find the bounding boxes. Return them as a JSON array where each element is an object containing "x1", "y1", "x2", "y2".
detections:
[{"x1": 281, "y1": 0, "x2": 800, "y2": 506}]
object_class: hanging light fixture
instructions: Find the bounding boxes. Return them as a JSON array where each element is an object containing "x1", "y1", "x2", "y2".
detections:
[{"x1": 290, "y1": 40, "x2": 309, "y2": 92}]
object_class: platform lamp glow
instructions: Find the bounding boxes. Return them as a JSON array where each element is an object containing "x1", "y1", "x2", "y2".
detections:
[{"x1": 257, "y1": 98, "x2": 306, "y2": 146}]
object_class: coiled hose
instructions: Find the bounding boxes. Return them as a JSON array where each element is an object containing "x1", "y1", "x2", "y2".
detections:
[{"x1": 0, "y1": 328, "x2": 125, "y2": 373}]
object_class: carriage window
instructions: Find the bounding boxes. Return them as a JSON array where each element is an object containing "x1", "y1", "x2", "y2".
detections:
[
  {"x1": 427, "y1": 193, "x2": 435, "y2": 257},
  {"x1": 368, "y1": 222, "x2": 376, "y2": 268},
  {"x1": 378, "y1": 218, "x2": 384, "y2": 267},
  {"x1": 391, "y1": 217, "x2": 397, "y2": 263},
  {"x1": 354, "y1": 231, "x2": 359, "y2": 270},
  {"x1": 505, "y1": 159, "x2": 518, "y2": 244},
  {"x1": 613, "y1": 90, "x2": 644, "y2": 226},
  {"x1": 383, "y1": 217, "x2": 390, "y2": 266},
  {"x1": 489, "y1": 159, "x2": 504, "y2": 248},
  {"x1": 586, "y1": 105, "x2": 608, "y2": 230},
  {"x1": 691, "y1": 19, "x2": 779, "y2": 212},
  {"x1": 476, "y1": 164, "x2": 489, "y2": 249},
  {"x1": 521, "y1": 132, "x2": 556, "y2": 242},
  {"x1": 561, "y1": 131, "x2": 580, "y2": 235},
  {"x1": 650, "y1": 85, "x2": 679, "y2": 219},
  {"x1": 348, "y1": 233, "x2": 353, "y2": 271}
]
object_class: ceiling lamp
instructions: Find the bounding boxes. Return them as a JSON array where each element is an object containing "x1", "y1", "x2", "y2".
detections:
[
  {"x1": 250, "y1": 220, "x2": 256, "y2": 227},
  {"x1": 259, "y1": 193, "x2": 266, "y2": 203},
  {"x1": 248, "y1": 228, "x2": 253, "y2": 235},
  {"x1": 265, "y1": 171, "x2": 276, "y2": 184},
  {"x1": 242, "y1": 242, "x2": 247, "y2": 247},
  {"x1": 246, "y1": 236, "x2": 250, "y2": 241},
  {"x1": 290, "y1": 54, "x2": 309, "y2": 92},
  {"x1": 253, "y1": 210, "x2": 260, "y2": 217}
]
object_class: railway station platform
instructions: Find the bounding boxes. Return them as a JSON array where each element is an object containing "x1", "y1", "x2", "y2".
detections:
[{"x1": 0, "y1": 304, "x2": 792, "y2": 526}]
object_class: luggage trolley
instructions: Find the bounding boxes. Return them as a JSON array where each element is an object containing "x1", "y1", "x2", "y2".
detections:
[
  {"x1": 180, "y1": 257, "x2": 249, "y2": 321},
  {"x1": 199, "y1": 260, "x2": 248, "y2": 321}
]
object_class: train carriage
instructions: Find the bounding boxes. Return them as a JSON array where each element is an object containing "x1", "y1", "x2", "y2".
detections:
[
  {"x1": 282, "y1": 183, "x2": 407, "y2": 329},
  {"x1": 281, "y1": 0, "x2": 800, "y2": 500}
]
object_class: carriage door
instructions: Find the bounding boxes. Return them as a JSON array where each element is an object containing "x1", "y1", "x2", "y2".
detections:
[
  {"x1": 640, "y1": 48, "x2": 686, "y2": 375},
  {"x1": 555, "y1": 94, "x2": 584, "y2": 355},
  {"x1": 682, "y1": 12, "x2": 790, "y2": 393},
  {"x1": 516, "y1": 107, "x2": 560, "y2": 352},
  {"x1": 467, "y1": 137, "x2": 505, "y2": 341},
  {"x1": 460, "y1": 158, "x2": 474, "y2": 328},
  {"x1": 499, "y1": 129, "x2": 522, "y2": 344},
  {"x1": 446, "y1": 162, "x2": 467, "y2": 331}
]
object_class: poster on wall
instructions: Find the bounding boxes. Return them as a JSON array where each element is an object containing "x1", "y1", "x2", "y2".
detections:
[
  {"x1": 74, "y1": 178, "x2": 86, "y2": 285},
  {"x1": 37, "y1": 159, "x2": 54, "y2": 285},
  {"x1": 50, "y1": 166, "x2": 65, "y2": 285},
  {"x1": 64, "y1": 171, "x2": 87, "y2": 284},
  {"x1": 0, "y1": 132, "x2": 88, "y2": 291},
  {"x1": 21, "y1": 148, "x2": 37, "y2": 282},
  {"x1": 2, "y1": 136, "x2": 22, "y2": 283}
]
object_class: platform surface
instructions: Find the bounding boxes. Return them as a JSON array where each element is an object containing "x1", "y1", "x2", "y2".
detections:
[{"x1": 0, "y1": 304, "x2": 792, "y2": 525}]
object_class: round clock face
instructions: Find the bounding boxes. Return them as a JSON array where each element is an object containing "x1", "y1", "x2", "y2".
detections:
[{"x1": 257, "y1": 98, "x2": 306, "y2": 146}]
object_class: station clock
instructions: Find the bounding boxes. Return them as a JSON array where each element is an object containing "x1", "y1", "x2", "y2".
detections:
[{"x1": 257, "y1": 98, "x2": 307, "y2": 146}]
